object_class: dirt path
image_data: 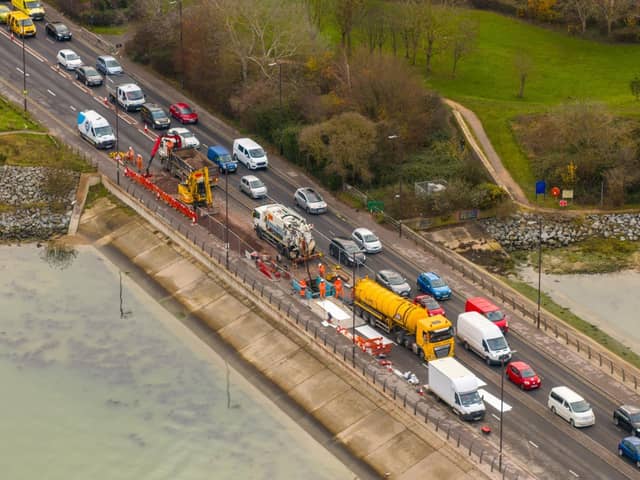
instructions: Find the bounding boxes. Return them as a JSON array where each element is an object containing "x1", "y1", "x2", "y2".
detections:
[{"x1": 445, "y1": 99, "x2": 530, "y2": 206}]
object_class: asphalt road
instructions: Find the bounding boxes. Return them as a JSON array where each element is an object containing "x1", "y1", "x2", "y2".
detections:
[{"x1": 1, "y1": 16, "x2": 639, "y2": 479}]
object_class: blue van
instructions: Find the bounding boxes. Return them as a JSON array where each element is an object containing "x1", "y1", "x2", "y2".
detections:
[{"x1": 207, "y1": 145, "x2": 237, "y2": 173}]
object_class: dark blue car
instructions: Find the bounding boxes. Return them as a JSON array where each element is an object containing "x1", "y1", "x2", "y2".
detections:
[
  {"x1": 208, "y1": 145, "x2": 238, "y2": 173},
  {"x1": 618, "y1": 436, "x2": 640, "y2": 468},
  {"x1": 417, "y1": 272, "x2": 452, "y2": 301}
]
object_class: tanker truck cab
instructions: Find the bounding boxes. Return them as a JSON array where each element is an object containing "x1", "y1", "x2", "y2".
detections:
[
  {"x1": 77, "y1": 110, "x2": 115, "y2": 149},
  {"x1": 457, "y1": 311, "x2": 512, "y2": 366},
  {"x1": 414, "y1": 314, "x2": 455, "y2": 360}
]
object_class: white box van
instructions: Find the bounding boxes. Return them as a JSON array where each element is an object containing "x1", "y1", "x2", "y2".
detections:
[
  {"x1": 457, "y1": 311, "x2": 511, "y2": 365},
  {"x1": 548, "y1": 386, "x2": 595, "y2": 428},
  {"x1": 428, "y1": 357, "x2": 485, "y2": 421},
  {"x1": 77, "y1": 110, "x2": 115, "y2": 149},
  {"x1": 233, "y1": 138, "x2": 268, "y2": 169}
]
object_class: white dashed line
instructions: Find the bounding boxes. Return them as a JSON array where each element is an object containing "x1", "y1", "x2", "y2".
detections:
[
  {"x1": 491, "y1": 413, "x2": 500, "y2": 421},
  {"x1": 569, "y1": 470, "x2": 579, "y2": 478},
  {"x1": 16, "y1": 68, "x2": 30, "y2": 77},
  {"x1": 70, "y1": 106, "x2": 77, "y2": 111},
  {"x1": 528, "y1": 440, "x2": 538, "y2": 449},
  {"x1": 47, "y1": 89, "x2": 56, "y2": 97}
]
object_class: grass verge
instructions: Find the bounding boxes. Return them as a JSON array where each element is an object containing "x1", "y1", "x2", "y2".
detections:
[
  {"x1": 0, "y1": 134, "x2": 96, "y2": 172},
  {"x1": 503, "y1": 276, "x2": 640, "y2": 369},
  {"x1": 0, "y1": 98, "x2": 44, "y2": 132},
  {"x1": 85, "y1": 182, "x2": 134, "y2": 215}
]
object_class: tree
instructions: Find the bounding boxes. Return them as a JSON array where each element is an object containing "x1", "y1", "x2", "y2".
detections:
[
  {"x1": 298, "y1": 112, "x2": 377, "y2": 187},
  {"x1": 362, "y1": 1, "x2": 386, "y2": 53},
  {"x1": 333, "y1": 0, "x2": 368, "y2": 56},
  {"x1": 630, "y1": 75, "x2": 640, "y2": 100},
  {"x1": 514, "y1": 51, "x2": 533, "y2": 98},
  {"x1": 560, "y1": 0, "x2": 596, "y2": 33},
  {"x1": 213, "y1": 0, "x2": 319, "y2": 82},
  {"x1": 593, "y1": 0, "x2": 634, "y2": 37},
  {"x1": 421, "y1": 1, "x2": 453, "y2": 74},
  {"x1": 450, "y1": 17, "x2": 478, "y2": 78}
]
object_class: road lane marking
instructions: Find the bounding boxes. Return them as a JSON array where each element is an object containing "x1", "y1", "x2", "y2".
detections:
[
  {"x1": 16, "y1": 68, "x2": 30, "y2": 77},
  {"x1": 491, "y1": 413, "x2": 500, "y2": 421},
  {"x1": 569, "y1": 470, "x2": 579, "y2": 477},
  {"x1": 25, "y1": 46, "x2": 46, "y2": 62},
  {"x1": 529, "y1": 440, "x2": 538, "y2": 448},
  {"x1": 70, "y1": 106, "x2": 76, "y2": 111},
  {"x1": 138, "y1": 129, "x2": 157, "y2": 141},
  {"x1": 478, "y1": 389, "x2": 512, "y2": 412},
  {"x1": 47, "y1": 89, "x2": 56, "y2": 97},
  {"x1": 72, "y1": 82, "x2": 90, "y2": 95}
]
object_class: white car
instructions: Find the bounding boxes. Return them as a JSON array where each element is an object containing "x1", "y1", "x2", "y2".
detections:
[
  {"x1": 167, "y1": 127, "x2": 200, "y2": 149},
  {"x1": 352, "y1": 228, "x2": 382, "y2": 253},
  {"x1": 57, "y1": 49, "x2": 83, "y2": 70},
  {"x1": 294, "y1": 187, "x2": 327, "y2": 214},
  {"x1": 239, "y1": 175, "x2": 267, "y2": 199}
]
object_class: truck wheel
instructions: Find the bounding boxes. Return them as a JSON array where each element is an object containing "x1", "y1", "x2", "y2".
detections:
[
  {"x1": 418, "y1": 349, "x2": 425, "y2": 361},
  {"x1": 463, "y1": 341, "x2": 469, "y2": 350},
  {"x1": 395, "y1": 333, "x2": 403, "y2": 345},
  {"x1": 485, "y1": 356, "x2": 492, "y2": 366}
]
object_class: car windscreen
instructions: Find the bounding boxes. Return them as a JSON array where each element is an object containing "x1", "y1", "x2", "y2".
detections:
[
  {"x1": 94, "y1": 126, "x2": 113, "y2": 137},
  {"x1": 429, "y1": 327, "x2": 453, "y2": 343},
  {"x1": 126, "y1": 90, "x2": 144, "y2": 100},
  {"x1": 249, "y1": 148, "x2": 265, "y2": 158},
  {"x1": 430, "y1": 278, "x2": 445, "y2": 288},
  {"x1": 20, "y1": 18, "x2": 34, "y2": 26},
  {"x1": 26, "y1": 1, "x2": 41, "y2": 8},
  {"x1": 305, "y1": 190, "x2": 322, "y2": 202},
  {"x1": 363, "y1": 233, "x2": 378, "y2": 242},
  {"x1": 179, "y1": 106, "x2": 193, "y2": 114},
  {"x1": 570, "y1": 400, "x2": 591, "y2": 413},
  {"x1": 106, "y1": 59, "x2": 120, "y2": 68},
  {"x1": 387, "y1": 273, "x2": 405, "y2": 285},
  {"x1": 343, "y1": 243, "x2": 359, "y2": 253},
  {"x1": 218, "y1": 153, "x2": 232, "y2": 162},
  {"x1": 629, "y1": 412, "x2": 640, "y2": 422},
  {"x1": 84, "y1": 67, "x2": 99, "y2": 76},
  {"x1": 486, "y1": 336, "x2": 507, "y2": 351},
  {"x1": 485, "y1": 310, "x2": 505, "y2": 321},
  {"x1": 520, "y1": 368, "x2": 536, "y2": 378},
  {"x1": 66, "y1": 53, "x2": 80, "y2": 61},
  {"x1": 151, "y1": 110, "x2": 167, "y2": 119},
  {"x1": 249, "y1": 180, "x2": 264, "y2": 188},
  {"x1": 56, "y1": 24, "x2": 69, "y2": 33},
  {"x1": 421, "y1": 298, "x2": 438, "y2": 309},
  {"x1": 458, "y1": 390, "x2": 482, "y2": 407}
]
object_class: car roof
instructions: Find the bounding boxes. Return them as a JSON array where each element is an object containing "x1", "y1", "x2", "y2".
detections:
[
  {"x1": 235, "y1": 138, "x2": 261, "y2": 148},
  {"x1": 332, "y1": 236, "x2": 354, "y2": 244},
  {"x1": 422, "y1": 272, "x2": 441, "y2": 280},
  {"x1": 619, "y1": 405, "x2": 640, "y2": 415},
  {"x1": 550, "y1": 386, "x2": 584, "y2": 402},
  {"x1": 145, "y1": 103, "x2": 162, "y2": 111},
  {"x1": 210, "y1": 145, "x2": 228, "y2": 154},
  {"x1": 379, "y1": 269, "x2": 400, "y2": 277},
  {"x1": 172, "y1": 102, "x2": 191, "y2": 109},
  {"x1": 508, "y1": 361, "x2": 530, "y2": 370},
  {"x1": 98, "y1": 55, "x2": 117, "y2": 61},
  {"x1": 59, "y1": 49, "x2": 76, "y2": 55},
  {"x1": 353, "y1": 227, "x2": 374, "y2": 235},
  {"x1": 242, "y1": 175, "x2": 260, "y2": 182},
  {"x1": 623, "y1": 436, "x2": 640, "y2": 445}
]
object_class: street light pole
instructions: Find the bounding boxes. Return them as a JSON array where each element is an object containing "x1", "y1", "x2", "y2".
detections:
[
  {"x1": 225, "y1": 169, "x2": 229, "y2": 269},
  {"x1": 22, "y1": 32, "x2": 27, "y2": 112},
  {"x1": 352, "y1": 257, "x2": 357, "y2": 367},
  {"x1": 499, "y1": 355, "x2": 507, "y2": 473},
  {"x1": 536, "y1": 212, "x2": 542, "y2": 329},
  {"x1": 179, "y1": 0, "x2": 184, "y2": 89},
  {"x1": 115, "y1": 100, "x2": 120, "y2": 185}
]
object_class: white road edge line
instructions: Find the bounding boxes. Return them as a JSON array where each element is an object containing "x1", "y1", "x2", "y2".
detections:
[
  {"x1": 47, "y1": 89, "x2": 56, "y2": 97},
  {"x1": 491, "y1": 413, "x2": 500, "y2": 421},
  {"x1": 16, "y1": 68, "x2": 30, "y2": 77},
  {"x1": 70, "y1": 106, "x2": 77, "y2": 111},
  {"x1": 528, "y1": 440, "x2": 538, "y2": 449},
  {"x1": 569, "y1": 469, "x2": 579, "y2": 478}
]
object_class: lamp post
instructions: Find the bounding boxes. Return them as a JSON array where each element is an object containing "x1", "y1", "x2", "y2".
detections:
[
  {"x1": 22, "y1": 31, "x2": 27, "y2": 112},
  {"x1": 351, "y1": 255, "x2": 358, "y2": 367},
  {"x1": 388, "y1": 134, "x2": 401, "y2": 237},
  {"x1": 499, "y1": 354, "x2": 509, "y2": 473},
  {"x1": 225, "y1": 167, "x2": 229, "y2": 269},
  {"x1": 268, "y1": 61, "x2": 284, "y2": 155}
]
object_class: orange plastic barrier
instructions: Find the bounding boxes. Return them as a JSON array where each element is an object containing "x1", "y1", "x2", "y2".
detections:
[{"x1": 123, "y1": 167, "x2": 197, "y2": 222}]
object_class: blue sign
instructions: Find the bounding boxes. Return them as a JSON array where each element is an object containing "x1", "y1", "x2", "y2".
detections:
[{"x1": 535, "y1": 180, "x2": 546, "y2": 195}]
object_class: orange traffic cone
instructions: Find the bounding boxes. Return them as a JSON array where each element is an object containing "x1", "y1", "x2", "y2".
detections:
[{"x1": 143, "y1": 124, "x2": 148, "y2": 133}]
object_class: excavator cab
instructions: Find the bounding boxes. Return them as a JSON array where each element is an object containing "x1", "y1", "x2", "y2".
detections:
[{"x1": 178, "y1": 167, "x2": 213, "y2": 208}]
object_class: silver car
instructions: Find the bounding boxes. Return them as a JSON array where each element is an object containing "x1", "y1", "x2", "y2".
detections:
[
  {"x1": 352, "y1": 228, "x2": 382, "y2": 253},
  {"x1": 376, "y1": 269, "x2": 411, "y2": 297},
  {"x1": 294, "y1": 187, "x2": 327, "y2": 214},
  {"x1": 240, "y1": 175, "x2": 267, "y2": 199}
]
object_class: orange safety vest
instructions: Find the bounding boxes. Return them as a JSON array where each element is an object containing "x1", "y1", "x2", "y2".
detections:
[
  {"x1": 319, "y1": 281, "x2": 326, "y2": 297},
  {"x1": 299, "y1": 279, "x2": 307, "y2": 297}
]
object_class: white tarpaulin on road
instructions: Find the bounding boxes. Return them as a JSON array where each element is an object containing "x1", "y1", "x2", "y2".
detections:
[
  {"x1": 316, "y1": 300, "x2": 350, "y2": 321},
  {"x1": 355, "y1": 325, "x2": 394, "y2": 345}
]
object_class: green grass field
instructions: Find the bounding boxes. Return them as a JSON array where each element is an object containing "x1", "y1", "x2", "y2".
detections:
[
  {"x1": 0, "y1": 98, "x2": 44, "y2": 132},
  {"x1": 422, "y1": 10, "x2": 640, "y2": 200}
]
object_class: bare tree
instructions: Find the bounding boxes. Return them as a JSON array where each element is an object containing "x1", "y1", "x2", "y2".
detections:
[
  {"x1": 421, "y1": 1, "x2": 453, "y2": 74},
  {"x1": 333, "y1": 0, "x2": 368, "y2": 56},
  {"x1": 593, "y1": 0, "x2": 634, "y2": 37},
  {"x1": 560, "y1": 0, "x2": 596, "y2": 33},
  {"x1": 304, "y1": 0, "x2": 329, "y2": 29},
  {"x1": 450, "y1": 17, "x2": 478, "y2": 78},
  {"x1": 362, "y1": 0, "x2": 386, "y2": 53},
  {"x1": 514, "y1": 51, "x2": 533, "y2": 98},
  {"x1": 214, "y1": 0, "x2": 319, "y2": 82}
]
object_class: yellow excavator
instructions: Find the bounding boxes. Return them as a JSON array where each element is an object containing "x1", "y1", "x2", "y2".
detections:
[{"x1": 178, "y1": 166, "x2": 213, "y2": 208}]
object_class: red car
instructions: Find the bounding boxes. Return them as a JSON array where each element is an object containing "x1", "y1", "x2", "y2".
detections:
[
  {"x1": 169, "y1": 102, "x2": 198, "y2": 124},
  {"x1": 505, "y1": 361, "x2": 541, "y2": 390},
  {"x1": 413, "y1": 294, "x2": 446, "y2": 317}
]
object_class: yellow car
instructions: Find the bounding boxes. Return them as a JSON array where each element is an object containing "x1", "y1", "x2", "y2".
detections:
[
  {"x1": 7, "y1": 11, "x2": 36, "y2": 37},
  {"x1": 11, "y1": 0, "x2": 45, "y2": 21},
  {"x1": 0, "y1": 5, "x2": 11, "y2": 24}
]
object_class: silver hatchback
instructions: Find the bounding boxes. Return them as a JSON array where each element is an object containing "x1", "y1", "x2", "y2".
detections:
[{"x1": 239, "y1": 175, "x2": 267, "y2": 199}]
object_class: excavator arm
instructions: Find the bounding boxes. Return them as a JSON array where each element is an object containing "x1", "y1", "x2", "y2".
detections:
[{"x1": 145, "y1": 134, "x2": 182, "y2": 176}]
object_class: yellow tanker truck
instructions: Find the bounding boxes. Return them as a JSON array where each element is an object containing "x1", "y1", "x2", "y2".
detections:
[{"x1": 354, "y1": 278, "x2": 455, "y2": 361}]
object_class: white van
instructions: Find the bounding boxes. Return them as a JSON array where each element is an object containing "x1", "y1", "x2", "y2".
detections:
[
  {"x1": 77, "y1": 110, "x2": 115, "y2": 149},
  {"x1": 548, "y1": 386, "x2": 595, "y2": 428},
  {"x1": 233, "y1": 138, "x2": 268, "y2": 169},
  {"x1": 457, "y1": 311, "x2": 512, "y2": 365}
]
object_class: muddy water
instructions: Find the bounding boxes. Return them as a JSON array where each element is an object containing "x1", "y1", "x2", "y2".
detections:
[
  {"x1": 0, "y1": 245, "x2": 354, "y2": 479},
  {"x1": 518, "y1": 266, "x2": 640, "y2": 355}
]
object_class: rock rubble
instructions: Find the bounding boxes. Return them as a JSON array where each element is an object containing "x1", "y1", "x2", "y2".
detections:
[
  {"x1": 0, "y1": 166, "x2": 78, "y2": 241},
  {"x1": 481, "y1": 213, "x2": 640, "y2": 251}
]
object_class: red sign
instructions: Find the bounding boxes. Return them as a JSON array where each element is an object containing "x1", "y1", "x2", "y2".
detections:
[
  {"x1": 551, "y1": 187, "x2": 561, "y2": 197},
  {"x1": 559, "y1": 200, "x2": 568, "y2": 207}
]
